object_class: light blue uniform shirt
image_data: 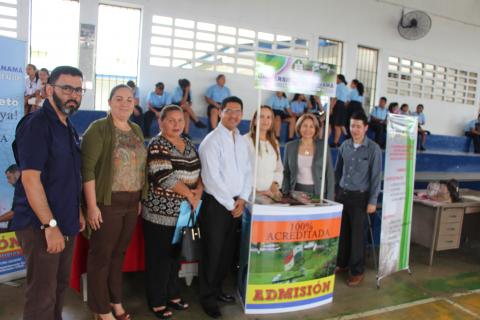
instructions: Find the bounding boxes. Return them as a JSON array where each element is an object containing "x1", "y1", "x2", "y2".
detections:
[
  {"x1": 465, "y1": 119, "x2": 479, "y2": 133},
  {"x1": 267, "y1": 95, "x2": 289, "y2": 111},
  {"x1": 290, "y1": 101, "x2": 307, "y2": 115},
  {"x1": 147, "y1": 91, "x2": 172, "y2": 108},
  {"x1": 349, "y1": 88, "x2": 364, "y2": 103},
  {"x1": 370, "y1": 106, "x2": 388, "y2": 121},
  {"x1": 205, "y1": 84, "x2": 231, "y2": 103},
  {"x1": 335, "y1": 83, "x2": 349, "y2": 102},
  {"x1": 172, "y1": 86, "x2": 190, "y2": 103},
  {"x1": 412, "y1": 112, "x2": 426, "y2": 125}
]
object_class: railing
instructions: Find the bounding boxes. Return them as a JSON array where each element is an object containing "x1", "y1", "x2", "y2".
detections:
[{"x1": 94, "y1": 74, "x2": 137, "y2": 111}]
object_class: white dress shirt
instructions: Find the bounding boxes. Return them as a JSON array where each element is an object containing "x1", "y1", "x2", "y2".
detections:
[
  {"x1": 199, "y1": 122, "x2": 252, "y2": 211},
  {"x1": 244, "y1": 135, "x2": 283, "y2": 191}
]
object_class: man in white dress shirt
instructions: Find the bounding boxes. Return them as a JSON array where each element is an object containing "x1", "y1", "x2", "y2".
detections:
[{"x1": 198, "y1": 96, "x2": 252, "y2": 318}]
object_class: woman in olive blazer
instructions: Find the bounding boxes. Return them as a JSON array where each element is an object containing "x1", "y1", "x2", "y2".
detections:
[{"x1": 282, "y1": 113, "x2": 335, "y2": 200}]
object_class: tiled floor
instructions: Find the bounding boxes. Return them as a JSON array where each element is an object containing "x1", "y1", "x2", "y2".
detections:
[{"x1": 1, "y1": 244, "x2": 479, "y2": 320}]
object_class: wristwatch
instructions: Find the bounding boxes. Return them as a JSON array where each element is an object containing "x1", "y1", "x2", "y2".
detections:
[{"x1": 40, "y1": 218, "x2": 57, "y2": 230}]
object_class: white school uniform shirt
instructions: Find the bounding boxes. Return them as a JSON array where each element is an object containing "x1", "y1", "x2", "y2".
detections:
[
  {"x1": 244, "y1": 135, "x2": 283, "y2": 192},
  {"x1": 199, "y1": 122, "x2": 252, "y2": 211},
  {"x1": 25, "y1": 77, "x2": 41, "y2": 96}
]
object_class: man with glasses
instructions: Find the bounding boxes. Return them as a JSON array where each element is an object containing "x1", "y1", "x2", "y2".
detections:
[
  {"x1": 12, "y1": 66, "x2": 86, "y2": 320},
  {"x1": 198, "y1": 96, "x2": 252, "y2": 318}
]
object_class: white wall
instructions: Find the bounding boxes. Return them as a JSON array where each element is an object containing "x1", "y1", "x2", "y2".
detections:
[{"x1": 25, "y1": 0, "x2": 480, "y2": 135}]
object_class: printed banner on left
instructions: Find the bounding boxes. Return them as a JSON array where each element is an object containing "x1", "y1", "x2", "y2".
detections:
[{"x1": 0, "y1": 36, "x2": 26, "y2": 282}]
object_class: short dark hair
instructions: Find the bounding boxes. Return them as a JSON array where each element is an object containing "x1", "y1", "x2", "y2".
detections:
[
  {"x1": 48, "y1": 66, "x2": 83, "y2": 85},
  {"x1": 350, "y1": 111, "x2": 368, "y2": 126},
  {"x1": 109, "y1": 84, "x2": 132, "y2": 101},
  {"x1": 216, "y1": 74, "x2": 225, "y2": 81},
  {"x1": 400, "y1": 103, "x2": 409, "y2": 110},
  {"x1": 380, "y1": 97, "x2": 387, "y2": 102},
  {"x1": 221, "y1": 96, "x2": 243, "y2": 111},
  {"x1": 159, "y1": 104, "x2": 183, "y2": 121},
  {"x1": 417, "y1": 104, "x2": 424, "y2": 109},
  {"x1": 155, "y1": 82, "x2": 164, "y2": 89},
  {"x1": 5, "y1": 164, "x2": 18, "y2": 174},
  {"x1": 126, "y1": 80, "x2": 135, "y2": 88}
]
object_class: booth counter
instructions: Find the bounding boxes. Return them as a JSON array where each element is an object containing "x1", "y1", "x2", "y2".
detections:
[{"x1": 239, "y1": 202, "x2": 343, "y2": 314}]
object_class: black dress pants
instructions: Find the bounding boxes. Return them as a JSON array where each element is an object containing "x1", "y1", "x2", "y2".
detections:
[
  {"x1": 336, "y1": 190, "x2": 369, "y2": 276},
  {"x1": 199, "y1": 193, "x2": 238, "y2": 309},
  {"x1": 143, "y1": 220, "x2": 181, "y2": 308}
]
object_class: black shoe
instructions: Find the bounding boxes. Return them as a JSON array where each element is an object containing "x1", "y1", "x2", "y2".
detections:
[
  {"x1": 420, "y1": 146, "x2": 426, "y2": 151},
  {"x1": 195, "y1": 120, "x2": 207, "y2": 128},
  {"x1": 202, "y1": 306, "x2": 221, "y2": 318},
  {"x1": 217, "y1": 293, "x2": 235, "y2": 303}
]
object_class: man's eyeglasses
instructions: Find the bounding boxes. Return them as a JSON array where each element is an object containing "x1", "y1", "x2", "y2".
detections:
[
  {"x1": 51, "y1": 84, "x2": 87, "y2": 96},
  {"x1": 223, "y1": 109, "x2": 242, "y2": 115}
]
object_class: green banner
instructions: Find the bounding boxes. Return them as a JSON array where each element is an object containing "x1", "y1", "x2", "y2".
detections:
[
  {"x1": 378, "y1": 114, "x2": 418, "y2": 281},
  {"x1": 254, "y1": 53, "x2": 337, "y2": 96}
]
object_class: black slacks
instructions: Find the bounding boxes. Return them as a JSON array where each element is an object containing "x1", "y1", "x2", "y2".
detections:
[
  {"x1": 199, "y1": 193, "x2": 238, "y2": 309},
  {"x1": 336, "y1": 190, "x2": 369, "y2": 276},
  {"x1": 143, "y1": 219, "x2": 181, "y2": 308}
]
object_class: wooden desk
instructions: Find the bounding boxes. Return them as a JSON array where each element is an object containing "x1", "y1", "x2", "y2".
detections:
[{"x1": 411, "y1": 189, "x2": 480, "y2": 265}]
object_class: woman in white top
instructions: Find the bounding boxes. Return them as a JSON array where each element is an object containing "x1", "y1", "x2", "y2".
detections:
[{"x1": 245, "y1": 105, "x2": 283, "y2": 201}]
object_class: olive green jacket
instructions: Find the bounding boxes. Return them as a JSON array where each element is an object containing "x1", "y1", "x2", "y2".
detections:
[{"x1": 81, "y1": 114, "x2": 147, "y2": 205}]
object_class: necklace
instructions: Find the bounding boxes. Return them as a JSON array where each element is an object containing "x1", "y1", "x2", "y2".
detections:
[{"x1": 301, "y1": 140, "x2": 313, "y2": 156}]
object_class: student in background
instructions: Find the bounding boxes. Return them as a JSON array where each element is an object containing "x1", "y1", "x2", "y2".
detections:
[
  {"x1": 172, "y1": 78, "x2": 207, "y2": 137},
  {"x1": 331, "y1": 74, "x2": 349, "y2": 147},
  {"x1": 412, "y1": 104, "x2": 429, "y2": 151},
  {"x1": 34, "y1": 68, "x2": 49, "y2": 110},
  {"x1": 144, "y1": 82, "x2": 172, "y2": 137},
  {"x1": 346, "y1": 79, "x2": 365, "y2": 134},
  {"x1": 369, "y1": 97, "x2": 388, "y2": 148},
  {"x1": 24, "y1": 63, "x2": 41, "y2": 114},
  {"x1": 204, "y1": 74, "x2": 231, "y2": 129},
  {"x1": 464, "y1": 113, "x2": 480, "y2": 154},
  {"x1": 127, "y1": 80, "x2": 143, "y2": 130},
  {"x1": 388, "y1": 102, "x2": 400, "y2": 114},
  {"x1": 400, "y1": 103, "x2": 411, "y2": 115},
  {"x1": 267, "y1": 91, "x2": 295, "y2": 141}
]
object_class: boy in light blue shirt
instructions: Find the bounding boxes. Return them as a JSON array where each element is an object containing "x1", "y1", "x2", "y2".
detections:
[
  {"x1": 369, "y1": 97, "x2": 388, "y2": 148},
  {"x1": 144, "y1": 82, "x2": 172, "y2": 137},
  {"x1": 204, "y1": 74, "x2": 231, "y2": 129},
  {"x1": 465, "y1": 113, "x2": 480, "y2": 153},
  {"x1": 412, "y1": 104, "x2": 429, "y2": 151}
]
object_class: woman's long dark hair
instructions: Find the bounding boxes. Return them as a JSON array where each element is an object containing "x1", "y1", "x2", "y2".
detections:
[
  {"x1": 352, "y1": 79, "x2": 364, "y2": 96},
  {"x1": 249, "y1": 105, "x2": 280, "y2": 160},
  {"x1": 337, "y1": 74, "x2": 347, "y2": 85}
]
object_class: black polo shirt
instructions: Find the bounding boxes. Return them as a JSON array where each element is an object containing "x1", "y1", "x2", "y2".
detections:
[{"x1": 11, "y1": 100, "x2": 81, "y2": 236}]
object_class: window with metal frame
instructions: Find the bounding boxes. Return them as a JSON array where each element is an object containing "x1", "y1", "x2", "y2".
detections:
[{"x1": 356, "y1": 46, "x2": 379, "y2": 112}]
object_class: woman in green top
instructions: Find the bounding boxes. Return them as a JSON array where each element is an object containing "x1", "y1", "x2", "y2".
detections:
[{"x1": 82, "y1": 84, "x2": 147, "y2": 320}]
